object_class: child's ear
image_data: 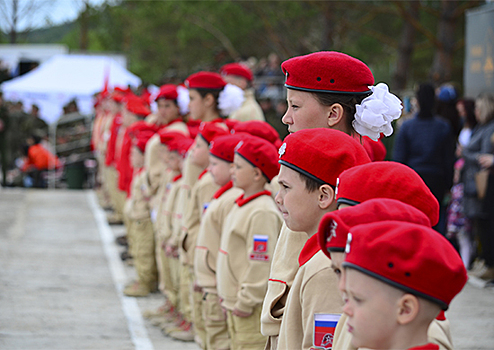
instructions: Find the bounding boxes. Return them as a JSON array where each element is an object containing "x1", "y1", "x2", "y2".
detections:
[
  {"x1": 253, "y1": 167, "x2": 264, "y2": 182},
  {"x1": 327, "y1": 103, "x2": 345, "y2": 128},
  {"x1": 204, "y1": 93, "x2": 216, "y2": 108},
  {"x1": 396, "y1": 294, "x2": 419, "y2": 325},
  {"x1": 318, "y1": 184, "x2": 335, "y2": 210}
]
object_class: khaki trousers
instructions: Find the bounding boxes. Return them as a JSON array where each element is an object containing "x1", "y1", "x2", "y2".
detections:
[
  {"x1": 226, "y1": 307, "x2": 266, "y2": 350},
  {"x1": 133, "y1": 217, "x2": 157, "y2": 288},
  {"x1": 190, "y1": 275, "x2": 206, "y2": 348},
  {"x1": 179, "y1": 262, "x2": 193, "y2": 322},
  {"x1": 203, "y1": 292, "x2": 230, "y2": 350},
  {"x1": 166, "y1": 256, "x2": 181, "y2": 310},
  {"x1": 106, "y1": 165, "x2": 126, "y2": 218}
]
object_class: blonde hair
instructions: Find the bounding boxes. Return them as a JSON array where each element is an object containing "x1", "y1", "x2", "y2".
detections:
[{"x1": 475, "y1": 93, "x2": 494, "y2": 124}]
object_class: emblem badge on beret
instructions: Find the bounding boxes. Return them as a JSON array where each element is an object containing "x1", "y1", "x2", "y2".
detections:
[
  {"x1": 327, "y1": 221, "x2": 338, "y2": 243},
  {"x1": 335, "y1": 178, "x2": 340, "y2": 197},
  {"x1": 278, "y1": 143, "x2": 287, "y2": 158},
  {"x1": 234, "y1": 140, "x2": 244, "y2": 152},
  {"x1": 345, "y1": 233, "x2": 353, "y2": 254}
]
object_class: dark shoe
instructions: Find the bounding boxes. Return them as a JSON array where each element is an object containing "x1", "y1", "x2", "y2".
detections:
[
  {"x1": 116, "y1": 235, "x2": 128, "y2": 247},
  {"x1": 120, "y1": 250, "x2": 132, "y2": 261}
]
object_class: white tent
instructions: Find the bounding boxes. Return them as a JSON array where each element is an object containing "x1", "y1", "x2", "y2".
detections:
[{"x1": 0, "y1": 54, "x2": 142, "y2": 124}]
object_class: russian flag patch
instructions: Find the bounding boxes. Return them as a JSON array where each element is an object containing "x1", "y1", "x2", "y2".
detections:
[
  {"x1": 313, "y1": 314, "x2": 341, "y2": 349},
  {"x1": 253, "y1": 235, "x2": 268, "y2": 253}
]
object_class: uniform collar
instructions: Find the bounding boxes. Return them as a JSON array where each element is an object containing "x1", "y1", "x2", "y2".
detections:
[
  {"x1": 198, "y1": 169, "x2": 208, "y2": 180},
  {"x1": 235, "y1": 190, "x2": 271, "y2": 207},
  {"x1": 172, "y1": 174, "x2": 182, "y2": 182},
  {"x1": 407, "y1": 343, "x2": 439, "y2": 350},
  {"x1": 298, "y1": 234, "x2": 320, "y2": 266},
  {"x1": 167, "y1": 118, "x2": 183, "y2": 126},
  {"x1": 436, "y1": 310, "x2": 446, "y2": 321},
  {"x1": 213, "y1": 180, "x2": 233, "y2": 199}
]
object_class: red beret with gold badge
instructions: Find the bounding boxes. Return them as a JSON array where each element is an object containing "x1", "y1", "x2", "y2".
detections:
[
  {"x1": 281, "y1": 51, "x2": 374, "y2": 94},
  {"x1": 156, "y1": 84, "x2": 179, "y2": 101},
  {"x1": 318, "y1": 198, "x2": 431, "y2": 259},
  {"x1": 235, "y1": 135, "x2": 280, "y2": 182},
  {"x1": 336, "y1": 161, "x2": 439, "y2": 226},
  {"x1": 185, "y1": 71, "x2": 227, "y2": 90},
  {"x1": 278, "y1": 128, "x2": 371, "y2": 187},
  {"x1": 342, "y1": 221, "x2": 468, "y2": 310},
  {"x1": 209, "y1": 133, "x2": 248, "y2": 163},
  {"x1": 232, "y1": 120, "x2": 282, "y2": 148},
  {"x1": 220, "y1": 63, "x2": 253, "y2": 82}
]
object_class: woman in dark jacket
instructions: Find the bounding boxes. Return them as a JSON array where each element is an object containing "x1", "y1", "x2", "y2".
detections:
[{"x1": 462, "y1": 93, "x2": 494, "y2": 281}]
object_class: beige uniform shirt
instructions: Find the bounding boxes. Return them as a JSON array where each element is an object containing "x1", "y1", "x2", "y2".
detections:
[
  {"x1": 333, "y1": 308, "x2": 454, "y2": 350},
  {"x1": 155, "y1": 171, "x2": 180, "y2": 240},
  {"x1": 194, "y1": 182, "x2": 243, "y2": 292},
  {"x1": 277, "y1": 234, "x2": 343, "y2": 350},
  {"x1": 179, "y1": 171, "x2": 220, "y2": 266},
  {"x1": 230, "y1": 88, "x2": 265, "y2": 122},
  {"x1": 261, "y1": 224, "x2": 309, "y2": 338},
  {"x1": 126, "y1": 169, "x2": 151, "y2": 221},
  {"x1": 217, "y1": 191, "x2": 283, "y2": 314}
]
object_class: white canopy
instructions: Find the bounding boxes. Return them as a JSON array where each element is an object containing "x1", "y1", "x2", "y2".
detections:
[{"x1": 1, "y1": 54, "x2": 142, "y2": 124}]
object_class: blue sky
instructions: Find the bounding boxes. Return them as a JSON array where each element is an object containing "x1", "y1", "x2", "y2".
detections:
[{"x1": 1, "y1": 0, "x2": 108, "y2": 32}]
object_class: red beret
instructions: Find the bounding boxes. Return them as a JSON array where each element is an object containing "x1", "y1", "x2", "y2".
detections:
[
  {"x1": 127, "y1": 121, "x2": 159, "y2": 140},
  {"x1": 133, "y1": 129, "x2": 156, "y2": 153},
  {"x1": 220, "y1": 63, "x2": 253, "y2": 82},
  {"x1": 232, "y1": 121, "x2": 282, "y2": 148},
  {"x1": 124, "y1": 94, "x2": 151, "y2": 118},
  {"x1": 111, "y1": 90, "x2": 126, "y2": 103},
  {"x1": 336, "y1": 161, "x2": 439, "y2": 226},
  {"x1": 198, "y1": 121, "x2": 229, "y2": 144},
  {"x1": 156, "y1": 84, "x2": 179, "y2": 101},
  {"x1": 281, "y1": 51, "x2": 374, "y2": 94},
  {"x1": 185, "y1": 71, "x2": 227, "y2": 90},
  {"x1": 279, "y1": 129, "x2": 371, "y2": 187},
  {"x1": 318, "y1": 198, "x2": 431, "y2": 260},
  {"x1": 168, "y1": 138, "x2": 194, "y2": 157},
  {"x1": 235, "y1": 136, "x2": 280, "y2": 182},
  {"x1": 342, "y1": 221, "x2": 468, "y2": 310},
  {"x1": 158, "y1": 129, "x2": 189, "y2": 146},
  {"x1": 209, "y1": 133, "x2": 248, "y2": 163}
]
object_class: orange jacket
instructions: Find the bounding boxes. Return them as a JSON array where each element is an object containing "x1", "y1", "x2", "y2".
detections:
[{"x1": 22, "y1": 144, "x2": 60, "y2": 171}]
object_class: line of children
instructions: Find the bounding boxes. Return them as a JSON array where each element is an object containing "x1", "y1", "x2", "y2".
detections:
[{"x1": 91, "y1": 53, "x2": 470, "y2": 350}]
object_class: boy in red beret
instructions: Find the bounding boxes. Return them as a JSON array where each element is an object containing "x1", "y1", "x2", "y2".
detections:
[
  {"x1": 342, "y1": 220, "x2": 467, "y2": 350},
  {"x1": 194, "y1": 134, "x2": 246, "y2": 349},
  {"x1": 155, "y1": 137, "x2": 195, "y2": 332},
  {"x1": 274, "y1": 128, "x2": 370, "y2": 350},
  {"x1": 220, "y1": 63, "x2": 265, "y2": 122},
  {"x1": 166, "y1": 122, "x2": 229, "y2": 343},
  {"x1": 123, "y1": 126, "x2": 158, "y2": 297},
  {"x1": 319, "y1": 161, "x2": 454, "y2": 350},
  {"x1": 141, "y1": 131, "x2": 192, "y2": 324},
  {"x1": 216, "y1": 136, "x2": 283, "y2": 350}
]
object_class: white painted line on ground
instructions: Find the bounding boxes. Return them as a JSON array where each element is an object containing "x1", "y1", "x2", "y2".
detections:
[{"x1": 87, "y1": 191, "x2": 154, "y2": 350}]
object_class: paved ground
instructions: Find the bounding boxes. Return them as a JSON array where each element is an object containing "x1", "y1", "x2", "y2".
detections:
[{"x1": 0, "y1": 188, "x2": 493, "y2": 349}]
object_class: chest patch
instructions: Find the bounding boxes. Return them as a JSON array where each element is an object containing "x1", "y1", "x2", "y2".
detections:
[
  {"x1": 313, "y1": 314, "x2": 341, "y2": 349},
  {"x1": 253, "y1": 235, "x2": 268, "y2": 253}
]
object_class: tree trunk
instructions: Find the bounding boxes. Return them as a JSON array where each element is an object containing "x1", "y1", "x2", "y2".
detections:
[
  {"x1": 430, "y1": 0, "x2": 457, "y2": 84},
  {"x1": 9, "y1": 0, "x2": 18, "y2": 44},
  {"x1": 392, "y1": 1, "x2": 419, "y2": 91},
  {"x1": 79, "y1": 2, "x2": 89, "y2": 51}
]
